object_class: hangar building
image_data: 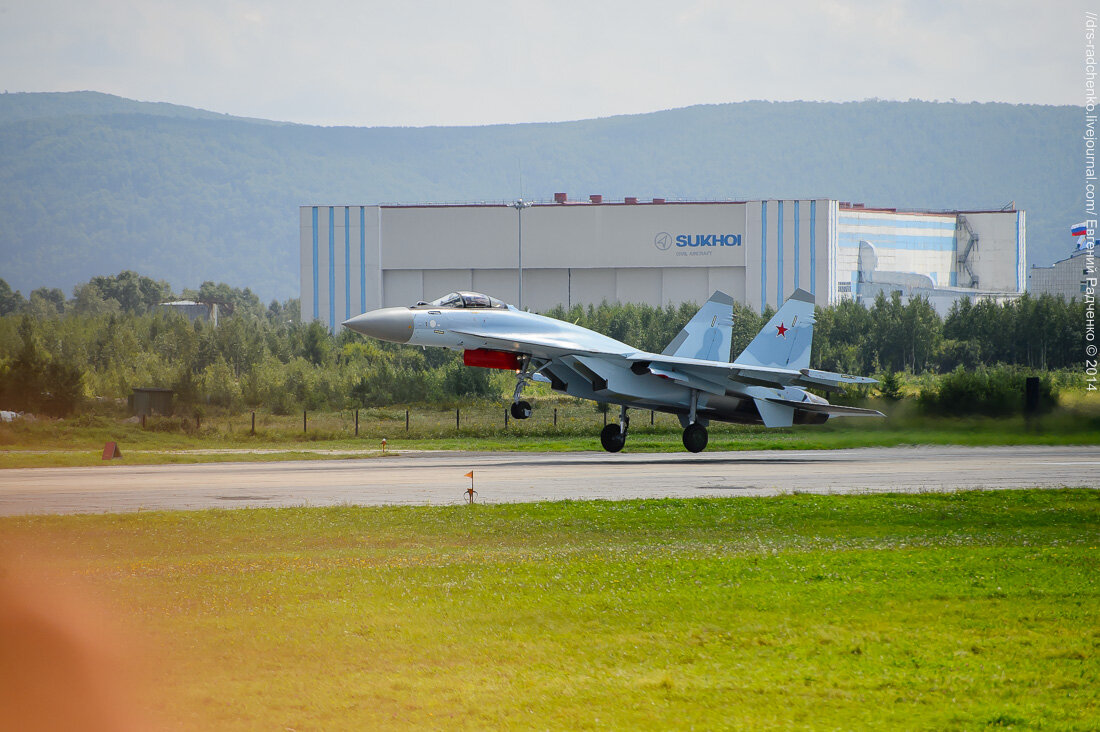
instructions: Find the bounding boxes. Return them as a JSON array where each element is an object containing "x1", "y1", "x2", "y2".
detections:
[
  {"x1": 1028, "y1": 249, "x2": 1093, "y2": 300},
  {"x1": 300, "y1": 196, "x2": 1025, "y2": 330}
]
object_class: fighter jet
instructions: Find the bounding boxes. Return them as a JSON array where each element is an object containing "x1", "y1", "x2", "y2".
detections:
[{"x1": 343, "y1": 289, "x2": 884, "y2": 452}]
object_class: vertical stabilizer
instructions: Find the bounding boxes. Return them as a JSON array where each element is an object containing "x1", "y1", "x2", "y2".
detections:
[
  {"x1": 661, "y1": 291, "x2": 735, "y2": 363},
  {"x1": 735, "y1": 289, "x2": 816, "y2": 370}
]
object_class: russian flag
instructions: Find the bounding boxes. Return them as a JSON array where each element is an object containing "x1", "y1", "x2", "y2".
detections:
[{"x1": 1071, "y1": 222, "x2": 1088, "y2": 237}]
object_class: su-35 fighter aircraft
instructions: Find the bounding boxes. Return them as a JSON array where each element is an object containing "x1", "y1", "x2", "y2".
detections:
[{"x1": 343, "y1": 289, "x2": 884, "y2": 453}]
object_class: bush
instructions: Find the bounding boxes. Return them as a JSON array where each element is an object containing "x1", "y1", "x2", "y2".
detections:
[
  {"x1": 199, "y1": 358, "x2": 243, "y2": 409},
  {"x1": 877, "y1": 369, "x2": 904, "y2": 401},
  {"x1": 919, "y1": 367, "x2": 1055, "y2": 416},
  {"x1": 39, "y1": 361, "x2": 85, "y2": 416},
  {"x1": 442, "y1": 361, "x2": 495, "y2": 399}
]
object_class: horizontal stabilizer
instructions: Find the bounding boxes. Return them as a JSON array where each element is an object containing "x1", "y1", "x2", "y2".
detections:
[
  {"x1": 795, "y1": 368, "x2": 879, "y2": 390},
  {"x1": 765, "y1": 397, "x2": 885, "y2": 418}
]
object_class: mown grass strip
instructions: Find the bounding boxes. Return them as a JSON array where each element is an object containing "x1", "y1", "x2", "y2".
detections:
[
  {"x1": 2, "y1": 489, "x2": 1096, "y2": 730},
  {"x1": 3, "y1": 407, "x2": 1100, "y2": 468}
]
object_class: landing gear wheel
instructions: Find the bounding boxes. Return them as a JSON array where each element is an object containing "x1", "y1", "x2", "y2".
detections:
[
  {"x1": 682, "y1": 423, "x2": 708, "y2": 453},
  {"x1": 510, "y1": 400, "x2": 532, "y2": 420},
  {"x1": 600, "y1": 423, "x2": 626, "y2": 453}
]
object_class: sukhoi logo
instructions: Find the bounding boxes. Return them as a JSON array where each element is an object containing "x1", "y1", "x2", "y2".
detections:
[
  {"x1": 676, "y1": 233, "x2": 742, "y2": 247},
  {"x1": 655, "y1": 232, "x2": 741, "y2": 250}
]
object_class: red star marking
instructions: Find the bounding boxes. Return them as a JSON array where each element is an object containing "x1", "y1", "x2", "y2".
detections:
[{"x1": 775, "y1": 322, "x2": 788, "y2": 337}]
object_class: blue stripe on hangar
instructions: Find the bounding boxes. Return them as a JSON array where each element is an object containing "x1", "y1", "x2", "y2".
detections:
[
  {"x1": 760, "y1": 201, "x2": 768, "y2": 313},
  {"x1": 837, "y1": 232, "x2": 956, "y2": 252},
  {"x1": 776, "y1": 200, "x2": 784, "y2": 308},
  {"x1": 328, "y1": 207, "x2": 335, "y2": 332},
  {"x1": 311, "y1": 206, "x2": 318, "y2": 321},
  {"x1": 344, "y1": 207, "x2": 351, "y2": 322},
  {"x1": 360, "y1": 207, "x2": 367, "y2": 315},
  {"x1": 809, "y1": 200, "x2": 816, "y2": 296},
  {"x1": 793, "y1": 201, "x2": 800, "y2": 291}
]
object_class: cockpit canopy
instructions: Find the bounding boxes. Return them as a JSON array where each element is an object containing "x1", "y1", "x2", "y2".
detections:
[{"x1": 420, "y1": 291, "x2": 509, "y2": 309}]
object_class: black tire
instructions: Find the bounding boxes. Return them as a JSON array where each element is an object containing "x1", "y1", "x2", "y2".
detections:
[
  {"x1": 600, "y1": 423, "x2": 626, "y2": 453},
  {"x1": 682, "y1": 423, "x2": 708, "y2": 453},
  {"x1": 510, "y1": 400, "x2": 532, "y2": 419}
]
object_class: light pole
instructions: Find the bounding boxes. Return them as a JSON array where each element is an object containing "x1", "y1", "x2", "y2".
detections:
[{"x1": 510, "y1": 198, "x2": 533, "y2": 310}]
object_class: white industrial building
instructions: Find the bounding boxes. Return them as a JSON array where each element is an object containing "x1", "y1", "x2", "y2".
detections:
[
  {"x1": 300, "y1": 196, "x2": 1026, "y2": 330},
  {"x1": 1028, "y1": 249, "x2": 1093, "y2": 300}
]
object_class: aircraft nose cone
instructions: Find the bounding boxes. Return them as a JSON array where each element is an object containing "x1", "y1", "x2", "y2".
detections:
[{"x1": 342, "y1": 308, "x2": 413, "y2": 343}]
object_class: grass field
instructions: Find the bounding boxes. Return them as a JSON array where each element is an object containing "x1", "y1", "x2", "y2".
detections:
[
  {"x1": 2, "y1": 396, "x2": 1100, "y2": 467},
  {"x1": 1, "y1": 490, "x2": 1096, "y2": 730}
]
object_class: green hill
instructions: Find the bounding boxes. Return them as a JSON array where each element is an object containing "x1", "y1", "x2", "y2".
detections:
[{"x1": 0, "y1": 91, "x2": 1079, "y2": 300}]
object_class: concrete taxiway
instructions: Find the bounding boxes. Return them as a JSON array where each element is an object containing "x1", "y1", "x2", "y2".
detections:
[{"x1": 0, "y1": 445, "x2": 1097, "y2": 516}]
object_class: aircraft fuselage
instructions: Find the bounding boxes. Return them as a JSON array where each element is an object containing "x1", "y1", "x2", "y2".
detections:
[{"x1": 348, "y1": 303, "x2": 828, "y2": 428}]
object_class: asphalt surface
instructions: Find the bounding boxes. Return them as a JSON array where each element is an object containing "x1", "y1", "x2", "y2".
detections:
[{"x1": 1, "y1": 445, "x2": 1097, "y2": 516}]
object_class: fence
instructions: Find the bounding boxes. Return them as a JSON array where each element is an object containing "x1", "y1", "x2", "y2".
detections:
[{"x1": 138, "y1": 402, "x2": 685, "y2": 439}]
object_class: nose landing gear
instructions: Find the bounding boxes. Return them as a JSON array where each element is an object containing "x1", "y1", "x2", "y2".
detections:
[{"x1": 510, "y1": 356, "x2": 534, "y2": 420}]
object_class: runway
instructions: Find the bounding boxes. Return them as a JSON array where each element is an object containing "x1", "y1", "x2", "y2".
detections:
[{"x1": 0, "y1": 445, "x2": 1097, "y2": 516}]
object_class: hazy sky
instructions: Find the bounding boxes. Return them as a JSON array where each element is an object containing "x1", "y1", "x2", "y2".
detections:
[{"x1": 0, "y1": 0, "x2": 1083, "y2": 127}]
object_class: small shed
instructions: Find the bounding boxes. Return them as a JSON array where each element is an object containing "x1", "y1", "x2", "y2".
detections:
[{"x1": 130, "y1": 388, "x2": 174, "y2": 416}]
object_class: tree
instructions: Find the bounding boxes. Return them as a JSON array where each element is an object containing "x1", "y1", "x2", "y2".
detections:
[
  {"x1": 0, "y1": 279, "x2": 26, "y2": 316},
  {"x1": 71, "y1": 281, "x2": 121, "y2": 316},
  {"x1": 300, "y1": 321, "x2": 332, "y2": 366},
  {"x1": 877, "y1": 368, "x2": 904, "y2": 400},
  {"x1": 0, "y1": 315, "x2": 83, "y2": 415},
  {"x1": 88, "y1": 271, "x2": 172, "y2": 313},
  {"x1": 900, "y1": 296, "x2": 941, "y2": 373},
  {"x1": 814, "y1": 299, "x2": 871, "y2": 373},
  {"x1": 868, "y1": 292, "x2": 905, "y2": 371},
  {"x1": 180, "y1": 281, "x2": 265, "y2": 319},
  {"x1": 28, "y1": 287, "x2": 66, "y2": 318},
  {"x1": 730, "y1": 303, "x2": 767, "y2": 361},
  {"x1": 0, "y1": 317, "x2": 45, "y2": 411}
]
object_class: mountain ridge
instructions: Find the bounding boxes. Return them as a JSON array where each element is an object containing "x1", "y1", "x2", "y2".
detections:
[{"x1": 0, "y1": 92, "x2": 1079, "y2": 300}]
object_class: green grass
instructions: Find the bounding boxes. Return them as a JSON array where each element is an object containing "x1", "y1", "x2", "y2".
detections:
[
  {"x1": 2, "y1": 396, "x2": 1099, "y2": 467},
  {"x1": 2, "y1": 490, "x2": 1097, "y2": 730}
]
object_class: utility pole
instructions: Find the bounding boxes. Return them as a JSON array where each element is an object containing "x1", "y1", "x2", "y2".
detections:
[{"x1": 510, "y1": 199, "x2": 533, "y2": 310}]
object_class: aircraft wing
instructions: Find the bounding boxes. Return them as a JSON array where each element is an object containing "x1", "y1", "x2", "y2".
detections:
[
  {"x1": 627, "y1": 353, "x2": 878, "y2": 395},
  {"x1": 448, "y1": 326, "x2": 877, "y2": 398},
  {"x1": 764, "y1": 397, "x2": 885, "y2": 418}
]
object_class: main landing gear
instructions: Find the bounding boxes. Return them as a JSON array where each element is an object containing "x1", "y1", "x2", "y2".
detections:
[
  {"x1": 598, "y1": 396, "x2": 709, "y2": 454},
  {"x1": 682, "y1": 423, "x2": 708, "y2": 453},
  {"x1": 681, "y1": 389, "x2": 708, "y2": 453},
  {"x1": 510, "y1": 356, "x2": 533, "y2": 420},
  {"x1": 600, "y1": 405, "x2": 629, "y2": 453}
]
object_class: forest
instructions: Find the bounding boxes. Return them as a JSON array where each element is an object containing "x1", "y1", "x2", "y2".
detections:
[{"x1": 0, "y1": 271, "x2": 1090, "y2": 419}]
